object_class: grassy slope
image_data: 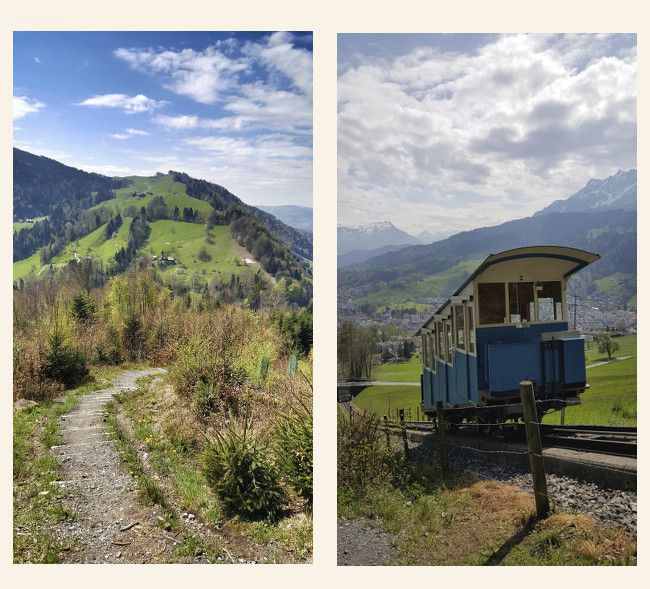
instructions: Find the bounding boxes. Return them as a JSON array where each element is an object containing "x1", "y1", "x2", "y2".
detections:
[
  {"x1": 145, "y1": 220, "x2": 270, "y2": 284},
  {"x1": 92, "y1": 175, "x2": 212, "y2": 216},
  {"x1": 13, "y1": 219, "x2": 133, "y2": 281},
  {"x1": 13, "y1": 175, "x2": 271, "y2": 285},
  {"x1": 352, "y1": 385, "x2": 422, "y2": 420},
  {"x1": 353, "y1": 257, "x2": 483, "y2": 309},
  {"x1": 371, "y1": 357, "x2": 420, "y2": 382}
]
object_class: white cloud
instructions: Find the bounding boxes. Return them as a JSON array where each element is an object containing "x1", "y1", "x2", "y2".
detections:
[
  {"x1": 77, "y1": 93, "x2": 166, "y2": 114},
  {"x1": 13, "y1": 95, "x2": 45, "y2": 120},
  {"x1": 108, "y1": 128, "x2": 151, "y2": 139},
  {"x1": 244, "y1": 32, "x2": 312, "y2": 95},
  {"x1": 152, "y1": 114, "x2": 200, "y2": 130},
  {"x1": 34, "y1": 57, "x2": 41, "y2": 64},
  {"x1": 338, "y1": 33, "x2": 636, "y2": 233},
  {"x1": 114, "y1": 46, "x2": 247, "y2": 104}
]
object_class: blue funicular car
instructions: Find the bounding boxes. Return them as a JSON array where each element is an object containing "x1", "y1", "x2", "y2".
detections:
[{"x1": 417, "y1": 246, "x2": 600, "y2": 421}]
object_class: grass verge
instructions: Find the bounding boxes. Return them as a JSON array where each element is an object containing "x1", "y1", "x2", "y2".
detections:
[
  {"x1": 112, "y1": 377, "x2": 312, "y2": 563},
  {"x1": 13, "y1": 366, "x2": 121, "y2": 563}
]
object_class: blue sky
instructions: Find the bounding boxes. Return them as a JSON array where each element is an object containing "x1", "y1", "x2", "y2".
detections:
[
  {"x1": 338, "y1": 33, "x2": 636, "y2": 236},
  {"x1": 14, "y1": 31, "x2": 312, "y2": 207}
]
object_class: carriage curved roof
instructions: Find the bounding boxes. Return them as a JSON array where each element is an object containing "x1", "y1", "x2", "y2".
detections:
[{"x1": 417, "y1": 245, "x2": 600, "y2": 333}]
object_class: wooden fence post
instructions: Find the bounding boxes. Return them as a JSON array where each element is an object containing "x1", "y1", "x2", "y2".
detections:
[
  {"x1": 436, "y1": 401, "x2": 448, "y2": 472},
  {"x1": 383, "y1": 416, "x2": 390, "y2": 449},
  {"x1": 520, "y1": 380, "x2": 550, "y2": 519},
  {"x1": 417, "y1": 406, "x2": 420, "y2": 422},
  {"x1": 399, "y1": 409, "x2": 409, "y2": 459}
]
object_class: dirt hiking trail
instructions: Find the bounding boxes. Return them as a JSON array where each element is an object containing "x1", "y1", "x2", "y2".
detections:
[{"x1": 52, "y1": 368, "x2": 176, "y2": 563}]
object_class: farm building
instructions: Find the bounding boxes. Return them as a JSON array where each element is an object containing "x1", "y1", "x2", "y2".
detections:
[{"x1": 416, "y1": 246, "x2": 600, "y2": 417}]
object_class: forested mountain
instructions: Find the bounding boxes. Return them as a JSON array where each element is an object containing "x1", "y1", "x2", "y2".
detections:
[
  {"x1": 13, "y1": 148, "x2": 129, "y2": 219},
  {"x1": 339, "y1": 171, "x2": 637, "y2": 311},
  {"x1": 13, "y1": 150, "x2": 312, "y2": 308},
  {"x1": 170, "y1": 172, "x2": 312, "y2": 261}
]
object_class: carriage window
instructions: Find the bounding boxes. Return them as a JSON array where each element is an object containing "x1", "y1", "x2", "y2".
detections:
[
  {"x1": 467, "y1": 305, "x2": 476, "y2": 353},
  {"x1": 454, "y1": 305, "x2": 465, "y2": 350},
  {"x1": 445, "y1": 321, "x2": 452, "y2": 363},
  {"x1": 437, "y1": 324, "x2": 444, "y2": 363},
  {"x1": 508, "y1": 282, "x2": 534, "y2": 323},
  {"x1": 428, "y1": 332, "x2": 436, "y2": 369},
  {"x1": 478, "y1": 283, "x2": 506, "y2": 325},
  {"x1": 537, "y1": 281, "x2": 563, "y2": 321}
]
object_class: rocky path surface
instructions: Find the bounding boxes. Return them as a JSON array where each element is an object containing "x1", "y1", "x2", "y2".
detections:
[
  {"x1": 52, "y1": 368, "x2": 173, "y2": 563},
  {"x1": 337, "y1": 518, "x2": 396, "y2": 566}
]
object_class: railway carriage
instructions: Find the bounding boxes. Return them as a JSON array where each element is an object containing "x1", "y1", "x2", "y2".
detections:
[{"x1": 417, "y1": 246, "x2": 600, "y2": 421}]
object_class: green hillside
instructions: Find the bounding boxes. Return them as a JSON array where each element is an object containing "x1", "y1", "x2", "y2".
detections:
[
  {"x1": 90, "y1": 175, "x2": 213, "y2": 216},
  {"x1": 14, "y1": 219, "x2": 133, "y2": 280},
  {"x1": 144, "y1": 220, "x2": 270, "y2": 283},
  {"x1": 354, "y1": 257, "x2": 482, "y2": 311}
]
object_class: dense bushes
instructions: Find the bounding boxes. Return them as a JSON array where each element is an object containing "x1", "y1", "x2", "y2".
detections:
[
  {"x1": 204, "y1": 419, "x2": 287, "y2": 520},
  {"x1": 274, "y1": 407, "x2": 313, "y2": 505}
]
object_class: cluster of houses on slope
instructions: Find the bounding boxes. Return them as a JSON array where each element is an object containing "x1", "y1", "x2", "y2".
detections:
[{"x1": 152, "y1": 253, "x2": 177, "y2": 266}]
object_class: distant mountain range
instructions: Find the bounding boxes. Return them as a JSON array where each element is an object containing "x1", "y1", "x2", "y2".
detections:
[
  {"x1": 337, "y1": 221, "x2": 420, "y2": 258},
  {"x1": 534, "y1": 169, "x2": 636, "y2": 216},
  {"x1": 257, "y1": 205, "x2": 312, "y2": 234},
  {"x1": 339, "y1": 169, "x2": 637, "y2": 312}
]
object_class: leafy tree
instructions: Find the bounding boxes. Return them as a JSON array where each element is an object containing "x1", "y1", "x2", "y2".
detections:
[{"x1": 595, "y1": 332, "x2": 620, "y2": 360}]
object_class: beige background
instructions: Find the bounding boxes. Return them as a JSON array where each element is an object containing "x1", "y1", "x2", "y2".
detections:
[{"x1": 1, "y1": 0, "x2": 647, "y2": 583}]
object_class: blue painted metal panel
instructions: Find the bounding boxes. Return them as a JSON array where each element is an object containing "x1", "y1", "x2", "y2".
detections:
[
  {"x1": 476, "y1": 322, "x2": 568, "y2": 390},
  {"x1": 487, "y1": 342, "x2": 542, "y2": 393},
  {"x1": 563, "y1": 338, "x2": 587, "y2": 385}
]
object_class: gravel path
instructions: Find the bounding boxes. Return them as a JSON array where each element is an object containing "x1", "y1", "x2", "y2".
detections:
[
  {"x1": 337, "y1": 518, "x2": 396, "y2": 566},
  {"x1": 52, "y1": 368, "x2": 173, "y2": 563}
]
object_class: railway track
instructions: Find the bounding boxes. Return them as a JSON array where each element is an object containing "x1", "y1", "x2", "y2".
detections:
[{"x1": 392, "y1": 421, "x2": 637, "y2": 457}]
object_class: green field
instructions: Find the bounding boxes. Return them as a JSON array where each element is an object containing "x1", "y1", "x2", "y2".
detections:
[
  {"x1": 371, "y1": 357, "x2": 421, "y2": 382},
  {"x1": 144, "y1": 220, "x2": 269, "y2": 284},
  {"x1": 13, "y1": 219, "x2": 133, "y2": 281},
  {"x1": 352, "y1": 385, "x2": 422, "y2": 420},
  {"x1": 92, "y1": 175, "x2": 212, "y2": 217},
  {"x1": 14, "y1": 216, "x2": 47, "y2": 232},
  {"x1": 353, "y1": 257, "x2": 483, "y2": 310},
  {"x1": 584, "y1": 334, "x2": 636, "y2": 364}
]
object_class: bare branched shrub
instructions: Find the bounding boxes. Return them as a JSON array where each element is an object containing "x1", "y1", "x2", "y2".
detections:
[{"x1": 337, "y1": 410, "x2": 398, "y2": 495}]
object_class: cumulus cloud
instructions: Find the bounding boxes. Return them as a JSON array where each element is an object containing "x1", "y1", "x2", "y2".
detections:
[
  {"x1": 77, "y1": 93, "x2": 166, "y2": 114},
  {"x1": 13, "y1": 95, "x2": 45, "y2": 120},
  {"x1": 338, "y1": 33, "x2": 637, "y2": 233},
  {"x1": 119, "y1": 34, "x2": 312, "y2": 134},
  {"x1": 114, "y1": 46, "x2": 247, "y2": 104}
]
